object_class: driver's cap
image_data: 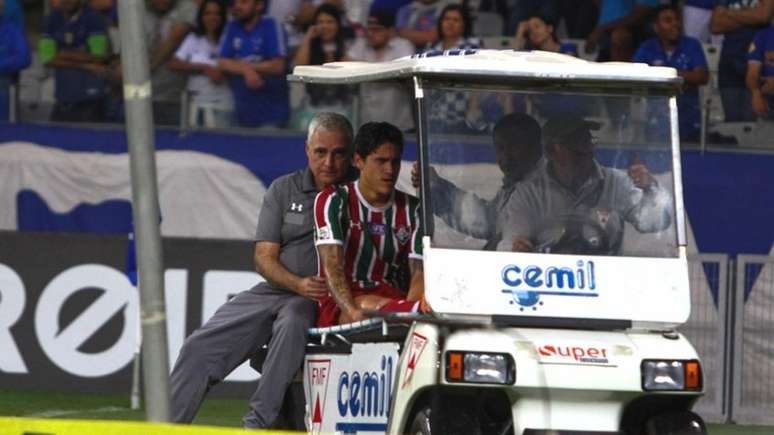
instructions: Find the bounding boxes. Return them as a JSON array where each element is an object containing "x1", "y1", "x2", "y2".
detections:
[{"x1": 542, "y1": 115, "x2": 602, "y2": 147}]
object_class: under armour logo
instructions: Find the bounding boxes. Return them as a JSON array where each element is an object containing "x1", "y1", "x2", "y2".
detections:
[{"x1": 291, "y1": 203, "x2": 304, "y2": 212}]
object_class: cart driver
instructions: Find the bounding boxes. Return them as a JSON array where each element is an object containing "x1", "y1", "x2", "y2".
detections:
[
  {"x1": 498, "y1": 114, "x2": 673, "y2": 255},
  {"x1": 314, "y1": 122, "x2": 424, "y2": 326}
]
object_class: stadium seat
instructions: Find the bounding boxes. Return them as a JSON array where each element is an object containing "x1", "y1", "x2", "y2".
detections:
[
  {"x1": 481, "y1": 36, "x2": 518, "y2": 49},
  {"x1": 711, "y1": 121, "x2": 774, "y2": 148},
  {"x1": 473, "y1": 12, "x2": 504, "y2": 37},
  {"x1": 702, "y1": 42, "x2": 721, "y2": 89},
  {"x1": 699, "y1": 42, "x2": 725, "y2": 143},
  {"x1": 565, "y1": 38, "x2": 597, "y2": 62}
]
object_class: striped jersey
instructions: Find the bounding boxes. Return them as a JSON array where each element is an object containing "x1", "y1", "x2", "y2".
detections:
[{"x1": 314, "y1": 180, "x2": 423, "y2": 290}]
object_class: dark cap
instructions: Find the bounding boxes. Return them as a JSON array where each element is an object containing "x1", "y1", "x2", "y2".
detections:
[
  {"x1": 368, "y1": 8, "x2": 395, "y2": 28},
  {"x1": 542, "y1": 114, "x2": 601, "y2": 147}
]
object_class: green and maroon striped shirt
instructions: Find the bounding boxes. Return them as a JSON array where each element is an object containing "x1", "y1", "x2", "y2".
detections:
[{"x1": 314, "y1": 180, "x2": 423, "y2": 290}]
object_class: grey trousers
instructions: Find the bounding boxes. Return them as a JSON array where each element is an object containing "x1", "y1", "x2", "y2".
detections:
[{"x1": 169, "y1": 282, "x2": 317, "y2": 428}]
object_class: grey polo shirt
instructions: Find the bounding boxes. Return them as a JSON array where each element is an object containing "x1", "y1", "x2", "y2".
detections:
[
  {"x1": 498, "y1": 161, "x2": 673, "y2": 253},
  {"x1": 255, "y1": 167, "x2": 357, "y2": 289}
]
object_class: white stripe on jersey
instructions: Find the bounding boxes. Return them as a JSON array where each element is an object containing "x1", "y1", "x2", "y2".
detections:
[{"x1": 350, "y1": 200, "x2": 366, "y2": 283}]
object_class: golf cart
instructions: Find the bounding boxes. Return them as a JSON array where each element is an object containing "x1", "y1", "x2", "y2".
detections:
[{"x1": 290, "y1": 49, "x2": 705, "y2": 435}]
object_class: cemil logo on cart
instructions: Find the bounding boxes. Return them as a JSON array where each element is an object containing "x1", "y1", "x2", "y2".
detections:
[
  {"x1": 501, "y1": 260, "x2": 598, "y2": 311},
  {"x1": 537, "y1": 344, "x2": 614, "y2": 366},
  {"x1": 337, "y1": 355, "x2": 394, "y2": 419}
]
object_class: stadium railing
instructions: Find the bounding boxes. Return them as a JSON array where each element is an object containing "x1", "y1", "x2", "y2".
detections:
[
  {"x1": 681, "y1": 254, "x2": 731, "y2": 423},
  {"x1": 732, "y1": 255, "x2": 774, "y2": 425}
]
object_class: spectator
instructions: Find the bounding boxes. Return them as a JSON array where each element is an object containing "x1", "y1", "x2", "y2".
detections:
[
  {"x1": 89, "y1": 0, "x2": 118, "y2": 47},
  {"x1": 292, "y1": 3, "x2": 353, "y2": 129},
  {"x1": 90, "y1": 0, "x2": 116, "y2": 21},
  {"x1": 424, "y1": 4, "x2": 483, "y2": 133},
  {"x1": 746, "y1": 26, "x2": 774, "y2": 119},
  {"x1": 507, "y1": 0, "x2": 559, "y2": 37},
  {"x1": 349, "y1": 8, "x2": 416, "y2": 130},
  {"x1": 294, "y1": 1, "x2": 357, "y2": 40},
  {"x1": 396, "y1": 0, "x2": 454, "y2": 51},
  {"x1": 40, "y1": 0, "x2": 110, "y2": 123},
  {"x1": 370, "y1": 0, "x2": 412, "y2": 17},
  {"x1": 557, "y1": 0, "x2": 598, "y2": 39},
  {"x1": 513, "y1": 15, "x2": 584, "y2": 119},
  {"x1": 2, "y1": 0, "x2": 21, "y2": 26},
  {"x1": 634, "y1": 5, "x2": 708, "y2": 142},
  {"x1": 515, "y1": 15, "x2": 578, "y2": 55},
  {"x1": 169, "y1": 0, "x2": 235, "y2": 128},
  {"x1": 142, "y1": 0, "x2": 198, "y2": 126},
  {"x1": 219, "y1": 0, "x2": 289, "y2": 128},
  {"x1": 266, "y1": 0, "x2": 302, "y2": 48},
  {"x1": 586, "y1": 0, "x2": 658, "y2": 62},
  {"x1": 710, "y1": 0, "x2": 774, "y2": 121},
  {"x1": 0, "y1": 0, "x2": 30, "y2": 122},
  {"x1": 683, "y1": 0, "x2": 716, "y2": 43},
  {"x1": 427, "y1": 3, "x2": 480, "y2": 51}
]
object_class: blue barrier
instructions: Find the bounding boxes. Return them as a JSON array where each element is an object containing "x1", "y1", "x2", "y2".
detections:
[{"x1": 1, "y1": 123, "x2": 773, "y2": 257}]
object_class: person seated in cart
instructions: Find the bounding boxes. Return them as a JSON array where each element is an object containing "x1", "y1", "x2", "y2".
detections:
[
  {"x1": 314, "y1": 121, "x2": 424, "y2": 326},
  {"x1": 499, "y1": 114, "x2": 673, "y2": 255},
  {"x1": 412, "y1": 112, "x2": 543, "y2": 250}
]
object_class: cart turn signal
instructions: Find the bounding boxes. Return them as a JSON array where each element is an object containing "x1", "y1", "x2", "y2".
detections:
[
  {"x1": 447, "y1": 352, "x2": 463, "y2": 381},
  {"x1": 685, "y1": 360, "x2": 701, "y2": 390}
]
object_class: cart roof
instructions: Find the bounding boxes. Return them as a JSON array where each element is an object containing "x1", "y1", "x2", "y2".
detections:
[{"x1": 290, "y1": 49, "x2": 680, "y2": 87}]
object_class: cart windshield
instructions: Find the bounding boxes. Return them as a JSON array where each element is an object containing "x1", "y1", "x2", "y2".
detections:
[{"x1": 424, "y1": 84, "x2": 678, "y2": 258}]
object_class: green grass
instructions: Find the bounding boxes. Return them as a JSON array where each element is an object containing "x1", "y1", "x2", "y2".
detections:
[
  {"x1": 1, "y1": 389, "x2": 772, "y2": 434},
  {"x1": 0, "y1": 389, "x2": 245, "y2": 427}
]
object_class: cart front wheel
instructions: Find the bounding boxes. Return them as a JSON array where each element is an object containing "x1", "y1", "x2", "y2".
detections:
[{"x1": 408, "y1": 406, "x2": 432, "y2": 435}]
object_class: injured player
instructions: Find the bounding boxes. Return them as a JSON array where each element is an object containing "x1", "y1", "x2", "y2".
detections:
[{"x1": 314, "y1": 121, "x2": 424, "y2": 327}]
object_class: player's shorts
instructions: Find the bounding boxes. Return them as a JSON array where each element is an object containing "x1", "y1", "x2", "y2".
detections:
[{"x1": 317, "y1": 281, "x2": 418, "y2": 327}]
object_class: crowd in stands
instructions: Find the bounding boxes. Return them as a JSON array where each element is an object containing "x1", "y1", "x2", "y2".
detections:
[{"x1": 1, "y1": 0, "x2": 773, "y2": 133}]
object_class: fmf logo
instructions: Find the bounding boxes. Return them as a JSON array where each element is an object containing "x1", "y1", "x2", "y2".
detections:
[
  {"x1": 537, "y1": 344, "x2": 613, "y2": 365},
  {"x1": 337, "y1": 355, "x2": 393, "y2": 419},
  {"x1": 501, "y1": 260, "x2": 597, "y2": 311},
  {"x1": 307, "y1": 359, "x2": 332, "y2": 434}
]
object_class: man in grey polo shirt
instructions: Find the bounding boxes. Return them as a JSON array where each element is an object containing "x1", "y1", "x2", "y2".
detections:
[
  {"x1": 499, "y1": 114, "x2": 672, "y2": 255},
  {"x1": 170, "y1": 112, "x2": 356, "y2": 429}
]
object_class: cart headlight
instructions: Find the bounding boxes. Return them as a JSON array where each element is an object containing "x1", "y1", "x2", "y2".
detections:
[
  {"x1": 446, "y1": 351, "x2": 514, "y2": 385},
  {"x1": 641, "y1": 360, "x2": 702, "y2": 391}
]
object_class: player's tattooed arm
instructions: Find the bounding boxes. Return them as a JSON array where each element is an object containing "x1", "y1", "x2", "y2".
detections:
[
  {"x1": 318, "y1": 244, "x2": 364, "y2": 322},
  {"x1": 406, "y1": 259, "x2": 424, "y2": 302}
]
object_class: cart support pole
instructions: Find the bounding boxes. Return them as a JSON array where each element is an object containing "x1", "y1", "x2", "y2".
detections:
[{"x1": 117, "y1": 0, "x2": 171, "y2": 422}]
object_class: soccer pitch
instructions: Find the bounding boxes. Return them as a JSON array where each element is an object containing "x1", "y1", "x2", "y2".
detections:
[{"x1": 0, "y1": 389, "x2": 770, "y2": 434}]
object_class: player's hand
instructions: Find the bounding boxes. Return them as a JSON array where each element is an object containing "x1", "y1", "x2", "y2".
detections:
[
  {"x1": 512, "y1": 237, "x2": 534, "y2": 252},
  {"x1": 341, "y1": 307, "x2": 365, "y2": 323},
  {"x1": 411, "y1": 161, "x2": 420, "y2": 189},
  {"x1": 205, "y1": 66, "x2": 225, "y2": 84},
  {"x1": 295, "y1": 276, "x2": 328, "y2": 300},
  {"x1": 752, "y1": 92, "x2": 770, "y2": 116},
  {"x1": 585, "y1": 27, "x2": 602, "y2": 53},
  {"x1": 761, "y1": 77, "x2": 774, "y2": 94},
  {"x1": 410, "y1": 162, "x2": 438, "y2": 191},
  {"x1": 628, "y1": 153, "x2": 656, "y2": 190},
  {"x1": 305, "y1": 24, "x2": 320, "y2": 40},
  {"x1": 515, "y1": 20, "x2": 529, "y2": 39},
  {"x1": 243, "y1": 69, "x2": 264, "y2": 89},
  {"x1": 88, "y1": 63, "x2": 108, "y2": 77}
]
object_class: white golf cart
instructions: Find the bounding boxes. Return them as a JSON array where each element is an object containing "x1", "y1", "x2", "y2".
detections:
[{"x1": 290, "y1": 49, "x2": 706, "y2": 435}]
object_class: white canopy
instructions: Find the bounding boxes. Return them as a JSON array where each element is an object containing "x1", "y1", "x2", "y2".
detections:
[{"x1": 290, "y1": 49, "x2": 680, "y2": 87}]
